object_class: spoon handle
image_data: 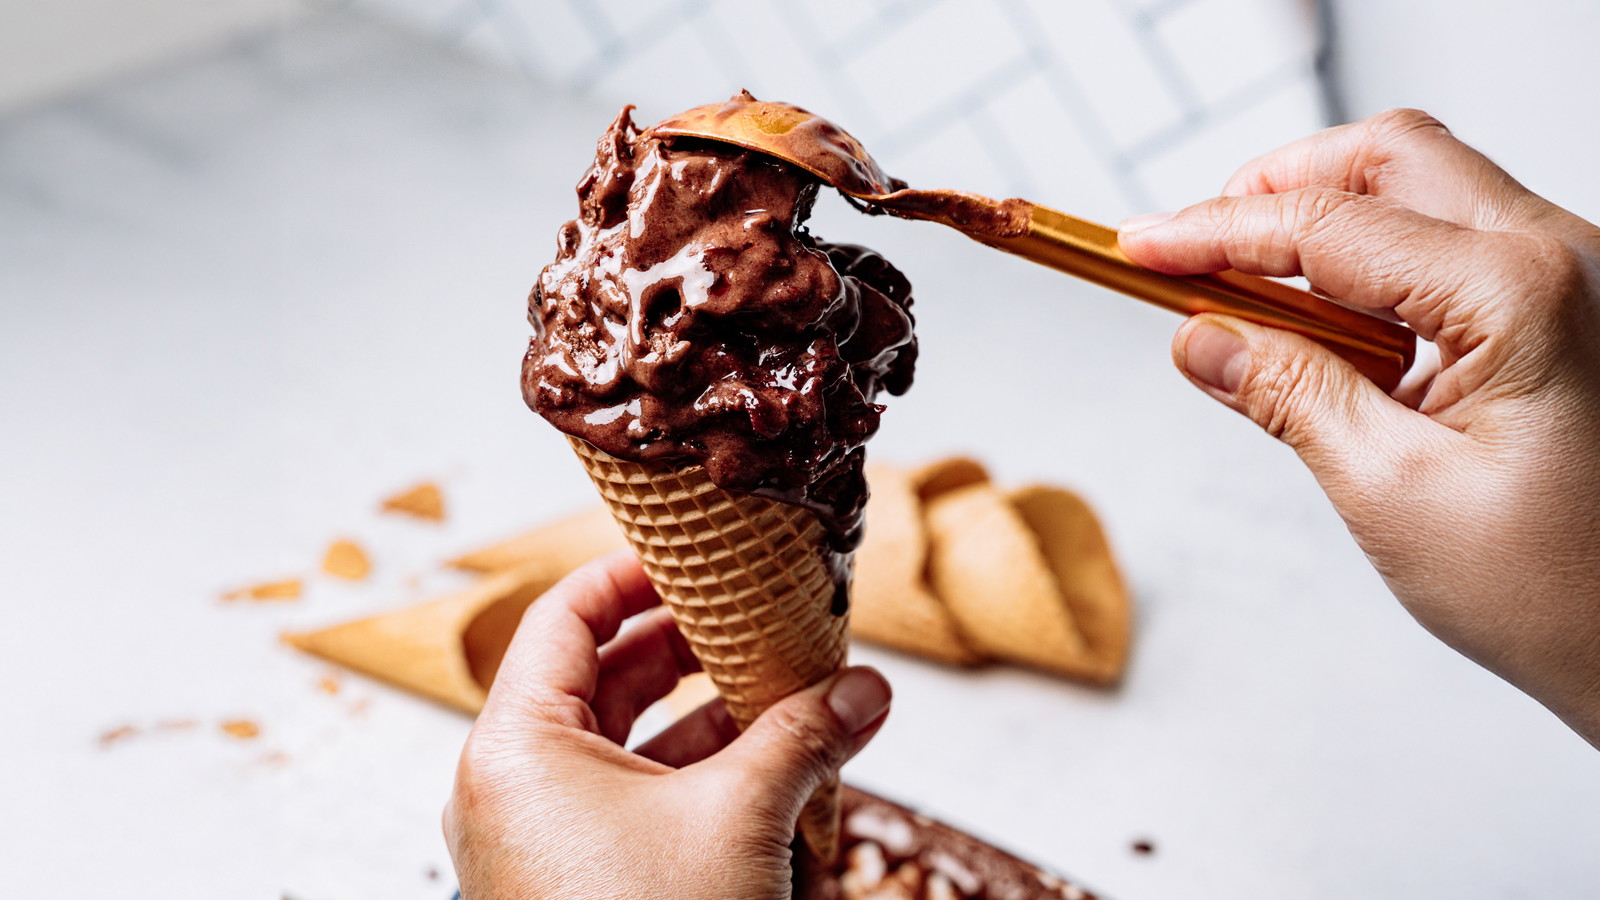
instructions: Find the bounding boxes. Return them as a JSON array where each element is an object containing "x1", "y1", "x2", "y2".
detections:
[{"x1": 971, "y1": 203, "x2": 1417, "y2": 392}]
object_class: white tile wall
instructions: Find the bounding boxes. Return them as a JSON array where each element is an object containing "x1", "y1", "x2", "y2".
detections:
[{"x1": 323, "y1": 0, "x2": 1328, "y2": 218}]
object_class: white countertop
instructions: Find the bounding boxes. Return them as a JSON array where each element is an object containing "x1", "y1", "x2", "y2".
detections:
[{"x1": 3, "y1": 12, "x2": 1596, "y2": 899}]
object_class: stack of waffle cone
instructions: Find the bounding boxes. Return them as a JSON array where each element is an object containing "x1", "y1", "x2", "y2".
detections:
[{"x1": 566, "y1": 435, "x2": 850, "y2": 862}]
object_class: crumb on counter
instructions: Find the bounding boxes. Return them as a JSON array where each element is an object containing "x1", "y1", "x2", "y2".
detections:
[
  {"x1": 321, "y1": 538, "x2": 372, "y2": 579},
  {"x1": 98, "y1": 724, "x2": 139, "y2": 748},
  {"x1": 380, "y1": 482, "x2": 445, "y2": 522},
  {"x1": 220, "y1": 719, "x2": 261, "y2": 740},
  {"x1": 221, "y1": 579, "x2": 304, "y2": 602},
  {"x1": 317, "y1": 672, "x2": 343, "y2": 695}
]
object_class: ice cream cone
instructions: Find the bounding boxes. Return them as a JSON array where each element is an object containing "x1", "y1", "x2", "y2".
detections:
[
  {"x1": 281, "y1": 563, "x2": 561, "y2": 714},
  {"x1": 567, "y1": 435, "x2": 848, "y2": 862}
]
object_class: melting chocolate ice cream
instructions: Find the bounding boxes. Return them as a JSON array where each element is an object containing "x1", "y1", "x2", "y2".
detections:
[{"x1": 524, "y1": 103, "x2": 917, "y2": 589}]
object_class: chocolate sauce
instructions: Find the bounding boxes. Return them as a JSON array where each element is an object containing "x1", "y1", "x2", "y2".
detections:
[
  {"x1": 865, "y1": 188, "x2": 1032, "y2": 240},
  {"x1": 524, "y1": 105, "x2": 917, "y2": 607}
]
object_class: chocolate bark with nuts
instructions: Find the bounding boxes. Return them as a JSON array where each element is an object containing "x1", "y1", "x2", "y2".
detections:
[{"x1": 797, "y1": 786, "x2": 1104, "y2": 900}]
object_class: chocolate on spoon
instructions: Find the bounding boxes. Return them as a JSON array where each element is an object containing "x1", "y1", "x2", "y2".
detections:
[{"x1": 649, "y1": 93, "x2": 1416, "y2": 392}]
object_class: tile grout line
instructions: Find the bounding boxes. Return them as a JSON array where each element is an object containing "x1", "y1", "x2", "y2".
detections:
[
  {"x1": 566, "y1": 0, "x2": 622, "y2": 47},
  {"x1": 963, "y1": 104, "x2": 1039, "y2": 198},
  {"x1": 1117, "y1": 0, "x2": 1206, "y2": 122},
  {"x1": 874, "y1": 52, "x2": 1044, "y2": 157},
  {"x1": 1118, "y1": 57, "x2": 1319, "y2": 169},
  {"x1": 765, "y1": 0, "x2": 881, "y2": 132},
  {"x1": 995, "y1": 0, "x2": 1156, "y2": 209},
  {"x1": 826, "y1": 0, "x2": 943, "y2": 65},
  {"x1": 566, "y1": 0, "x2": 713, "y2": 93}
]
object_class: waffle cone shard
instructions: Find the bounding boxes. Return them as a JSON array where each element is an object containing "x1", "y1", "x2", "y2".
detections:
[
  {"x1": 1007, "y1": 484, "x2": 1131, "y2": 683},
  {"x1": 281, "y1": 563, "x2": 561, "y2": 713},
  {"x1": 851, "y1": 464, "x2": 981, "y2": 665},
  {"x1": 447, "y1": 504, "x2": 626, "y2": 574},
  {"x1": 924, "y1": 482, "x2": 1097, "y2": 680},
  {"x1": 567, "y1": 436, "x2": 847, "y2": 861}
]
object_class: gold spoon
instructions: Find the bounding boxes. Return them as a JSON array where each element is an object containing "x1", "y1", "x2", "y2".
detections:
[{"x1": 648, "y1": 95, "x2": 1417, "y2": 392}]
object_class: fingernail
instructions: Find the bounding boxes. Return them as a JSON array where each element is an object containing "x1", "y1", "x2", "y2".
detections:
[
  {"x1": 1180, "y1": 319, "x2": 1250, "y2": 394},
  {"x1": 826, "y1": 668, "x2": 891, "y2": 735},
  {"x1": 1118, "y1": 210, "x2": 1177, "y2": 233}
]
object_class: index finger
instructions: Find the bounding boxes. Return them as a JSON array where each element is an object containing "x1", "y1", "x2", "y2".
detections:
[
  {"x1": 1118, "y1": 187, "x2": 1505, "y2": 354},
  {"x1": 1220, "y1": 109, "x2": 1534, "y2": 231},
  {"x1": 479, "y1": 550, "x2": 659, "y2": 730}
]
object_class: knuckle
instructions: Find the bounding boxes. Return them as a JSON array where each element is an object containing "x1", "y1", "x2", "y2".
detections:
[
  {"x1": 507, "y1": 687, "x2": 602, "y2": 733},
  {"x1": 1482, "y1": 233, "x2": 1589, "y2": 327},
  {"x1": 1292, "y1": 188, "x2": 1369, "y2": 257},
  {"x1": 1524, "y1": 233, "x2": 1588, "y2": 302},
  {"x1": 1239, "y1": 347, "x2": 1324, "y2": 444},
  {"x1": 1298, "y1": 186, "x2": 1343, "y2": 222},
  {"x1": 450, "y1": 736, "x2": 503, "y2": 819},
  {"x1": 1369, "y1": 107, "x2": 1450, "y2": 142},
  {"x1": 764, "y1": 703, "x2": 844, "y2": 773}
]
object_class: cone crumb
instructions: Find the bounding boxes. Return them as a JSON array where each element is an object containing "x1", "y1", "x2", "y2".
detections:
[
  {"x1": 321, "y1": 538, "x2": 371, "y2": 579},
  {"x1": 221, "y1": 579, "x2": 303, "y2": 602},
  {"x1": 98, "y1": 724, "x2": 139, "y2": 748},
  {"x1": 316, "y1": 672, "x2": 342, "y2": 695},
  {"x1": 220, "y1": 719, "x2": 261, "y2": 740},
  {"x1": 380, "y1": 482, "x2": 445, "y2": 522}
]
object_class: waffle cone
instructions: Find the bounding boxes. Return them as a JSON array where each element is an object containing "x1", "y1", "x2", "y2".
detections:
[
  {"x1": 567, "y1": 435, "x2": 849, "y2": 862},
  {"x1": 281, "y1": 563, "x2": 562, "y2": 714},
  {"x1": 851, "y1": 464, "x2": 981, "y2": 665}
]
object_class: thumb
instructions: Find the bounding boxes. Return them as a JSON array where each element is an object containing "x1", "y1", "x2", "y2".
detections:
[
  {"x1": 1174, "y1": 313, "x2": 1417, "y2": 471},
  {"x1": 709, "y1": 666, "x2": 891, "y2": 824}
]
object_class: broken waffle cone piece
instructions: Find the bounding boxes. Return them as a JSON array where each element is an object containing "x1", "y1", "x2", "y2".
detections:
[
  {"x1": 380, "y1": 481, "x2": 445, "y2": 522},
  {"x1": 221, "y1": 578, "x2": 303, "y2": 602},
  {"x1": 567, "y1": 435, "x2": 847, "y2": 862},
  {"x1": 1007, "y1": 485, "x2": 1131, "y2": 684},
  {"x1": 447, "y1": 504, "x2": 626, "y2": 574},
  {"x1": 322, "y1": 538, "x2": 371, "y2": 580},
  {"x1": 924, "y1": 481, "x2": 1114, "y2": 683},
  {"x1": 281, "y1": 562, "x2": 562, "y2": 713},
  {"x1": 907, "y1": 456, "x2": 991, "y2": 502},
  {"x1": 850, "y1": 464, "x2": 981, "y2": 666}
]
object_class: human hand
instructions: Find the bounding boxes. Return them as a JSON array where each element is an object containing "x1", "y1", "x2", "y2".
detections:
[
  {"x1": 1118, "y1": 109, "x2": 1600, "y2": 746},
  {"x1": 443, "y1": 552, "x2": 892, "y2": 898}
]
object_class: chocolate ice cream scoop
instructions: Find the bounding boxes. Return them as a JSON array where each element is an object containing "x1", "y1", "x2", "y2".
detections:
[{"x1": 524, "y1": 105, "x2": 917, "y2": 567}]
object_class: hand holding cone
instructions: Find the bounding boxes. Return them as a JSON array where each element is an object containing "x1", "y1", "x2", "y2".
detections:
[
  {"x1": 565, "y1": 435, "x2": 850, "y2": 862},
  {"x1": 283, "y1": 456, "x2": 1131, "y2": 857}
]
